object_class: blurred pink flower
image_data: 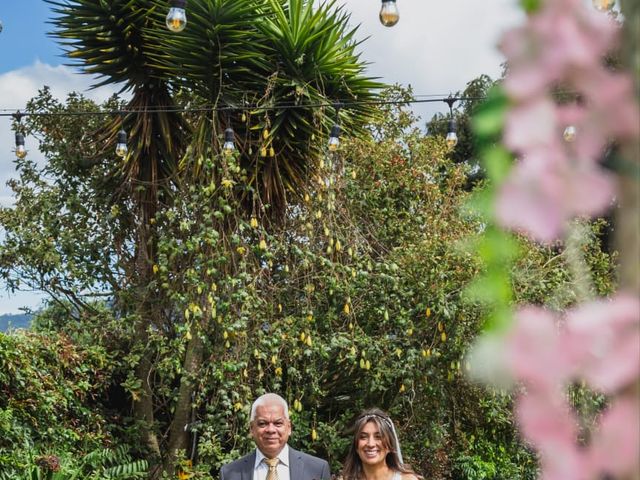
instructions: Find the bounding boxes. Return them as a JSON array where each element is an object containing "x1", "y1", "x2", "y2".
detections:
[
  {"x1": 577, "y1": 72, "x2": 640, "y2": 141},
  {"x1": 517, "y1": 393, "x2": 589, "y2": 480},
  {"x1": 487, "y1": 0, "x2": 640, "y2": 478},
  {"x1": 517, "y1": 392, "x2": 578, "y2": 447},
  {"x1": 499, "y1": 295, "x2": 640, "y2": 479},
  {"x1": 588, "y1": 397, "x2": 640, "y2": 477},
  {"x1": 565, "y1": 294, "x2": 640, "y2": 393},
  {"x1": 496, "y1": 151, "x2": 614, "y2": 242},
  {"x1": 505, "y1": 307, "x2": 569, "y2": 388},
  {"x1": 496, "y1": 0, "x2": 634, "y2": 242},
  {"x1": 504, "y1": 99, "x2": 557, "y2": 152}
]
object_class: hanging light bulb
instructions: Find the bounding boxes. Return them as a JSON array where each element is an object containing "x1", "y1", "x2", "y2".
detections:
[
  {"x1": 563, "y1": 125, "x2": 577, "y2": 143},
  {"x1": 328, "y1": 124, "x2": 341, "y2": 152},
  {"x1": 223, "y1": 127, "x2": 235, "y2": 155},
  {"x1": 592, "y1": 0, "x2": 615, "y2": 11},
  {"x1": 166, "y1": 0, "x2": 187, "y2": 32},
  {"x1": 446, "y1": 119, "x2": 458, "y2": 149},
  {"x1": 115, "y1": 128, "x2": 128, "y2": 158},
  {"x1": 12, "y1": 111, "x2": 27, "y2": 159},
  {"x1": 379, "y1": 0, "x2": 399, "y2": 27},
  {"x1": 443, "y1": 97, "x2": 458, "y2": 149},
  {"x1": 14, "y1": 132, "x2": 27, "y2": 159}
]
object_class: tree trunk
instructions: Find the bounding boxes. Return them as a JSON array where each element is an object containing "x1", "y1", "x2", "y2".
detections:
[
  {"x1": 164, "y1": 320, "x2": 206, "y2": 476},
  {"x1": 133, "y1": 324, "x2": 162, "y2": 458},
  {"x1": 129, "y1": 216, "x2": 162, "y2": 475}
]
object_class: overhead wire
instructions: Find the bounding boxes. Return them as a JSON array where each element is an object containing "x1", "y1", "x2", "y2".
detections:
[{"x1": 0, "y1": 95, "x2": 483, "y2": 119}]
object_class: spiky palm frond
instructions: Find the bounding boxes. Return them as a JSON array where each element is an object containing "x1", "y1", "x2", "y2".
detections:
[
  {"x1": 46, "y1": 0, "x2": 381, "y2": 217},
  {"x1": 46, "y1": 0, "x2": 161, "y2": 92},
  {"x1": 46, "y1": 0, "x2": 190, "y2": 202},
  {"x1": 247, "y1": 0, "x2": 381, "y2": 210},
  {"x1": 145, "y1": 0, "x2": 271, "y2": 102}
]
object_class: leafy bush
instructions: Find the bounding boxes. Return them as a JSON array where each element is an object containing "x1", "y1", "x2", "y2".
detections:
[
  {"x1": 0, "y1": 329, "x2": 146, "y2": 478},
  {"x1": 0, "y1": 87, "x2": 616, "y2": 479}
]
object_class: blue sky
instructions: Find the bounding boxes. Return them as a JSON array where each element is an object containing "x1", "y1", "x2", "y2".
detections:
[
  {"x1": 1, "y1": 1, "x2": 62, "y2": 73},
  {"x1": 1, "y1": 1, "x2": 58, "y2": 315},
  {"x1": 0, "y1": 0, "x2": 522, "y2": 314}
]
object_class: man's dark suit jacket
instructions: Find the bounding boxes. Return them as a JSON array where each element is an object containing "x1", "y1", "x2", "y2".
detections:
[{"x1": 219, "y1": 446, "x2": 331, "y2": 480}]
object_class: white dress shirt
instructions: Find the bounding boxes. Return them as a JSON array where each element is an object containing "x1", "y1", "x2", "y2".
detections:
[{"x1": 253, "y1": 444, "x2": 290, "y2": 480}]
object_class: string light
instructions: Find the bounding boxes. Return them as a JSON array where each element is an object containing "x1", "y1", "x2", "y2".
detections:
[
  {"x1": 166, "y1": 0, "x2": 187, "y2": 33},
  {"x1": 445, "y1": 122, "x2": 458, "y2": 149},
  {"x1": 12, "y1": 112, "x2": 26, "y2": 159},
  {"x1": 2, "y1": 96, "x2": 487, "y2": 157},
  {"x1": 379, "y1": 0, "x2": 400, "y2": 27},
  {"x1": 563, "y1": 125, "x2": 577, "y2": 142},
  {"x1": 443, "y1": 97, "x2": 458, "y2": 149},
  {"x1": 328, "y1": 125, "x2": 341, "y2": 152},
  {"x1": 115, "y1": 122, "x2": 128, "y2": 158},
  {"x1": 223, "y1": 127, "x2": 236, "y2": 155},
  {"x1": 14, "y1": 132, "x2": 27, "y2": 159},
  {"x1": 328, "y1": 103, "x2": 342, "y2": 152}
]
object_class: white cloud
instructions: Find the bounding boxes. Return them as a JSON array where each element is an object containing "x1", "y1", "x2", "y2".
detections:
[
  {"x1": 1, "y1": 61, "x2": 121, "y2": 312},
  {"x1": 1, "y1": 61, "x2": 122, "y2": 197},
  {"x1": 0, "y1": 60, "x2": 120, "y2": 109},
  {"x1": 336, "y1": 0, "x2": 523, "y2": 121}
]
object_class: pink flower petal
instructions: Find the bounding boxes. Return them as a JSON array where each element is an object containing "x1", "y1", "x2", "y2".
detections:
[
  {"x1": 504, "y1": 98, "x2": 557, "y2": 152},
  {"x1": 505, "y1": 307, "x2": 571, "y2": 386},
  {"x1": 588, "y1": 397, "x2": 640, "y2": 477},
  {"x1": 566, "y1": 295, "x2": 640, "y2": 392}
]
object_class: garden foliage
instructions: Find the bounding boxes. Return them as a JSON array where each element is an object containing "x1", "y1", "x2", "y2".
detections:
[{"x1": 0, "y1": 82, "x2": 617, "y2": 478}]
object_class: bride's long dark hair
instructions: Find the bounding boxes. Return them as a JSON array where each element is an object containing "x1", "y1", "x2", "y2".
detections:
[{"x1": 341, "y1": 408, "x2": 421, "y2": 480}]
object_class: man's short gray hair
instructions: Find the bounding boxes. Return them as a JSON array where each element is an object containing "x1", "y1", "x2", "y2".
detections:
[{"x1": 250, "y1": 393, "x2": 289, "y2": 421}]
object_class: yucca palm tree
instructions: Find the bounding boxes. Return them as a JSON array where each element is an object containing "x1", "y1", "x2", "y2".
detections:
[{"x1": 45, "y1": 0, "x2": 380, "y2": 475}]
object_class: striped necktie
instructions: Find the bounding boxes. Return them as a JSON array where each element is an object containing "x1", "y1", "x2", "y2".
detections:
[{"x1": 264, "y1": 457, "x2": 279, "y2": 480}]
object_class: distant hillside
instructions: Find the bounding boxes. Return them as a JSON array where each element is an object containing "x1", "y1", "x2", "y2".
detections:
[{"x1": 0, "y1": 313, "x2": 32, "y2": 331}]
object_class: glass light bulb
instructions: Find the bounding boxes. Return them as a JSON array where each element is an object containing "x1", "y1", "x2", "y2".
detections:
[
  {"x1": 592, "y1": 0, "x2": 615, "y2": 11},
  {"x1": 379, "y1": 0, "x2": 399, "y2": 27},
  {"x1": 14, "y1": 133, "x2": 27, "y2": 159},
  {"x1": 15, "y1": 145, "x2": 27, "y2": 159},
  {"x1": 115, "y1": 143, "x2": 128, "y2": 158},
  {"x1": 223, "y1": 141, "x2": 235, "y2": 155},
  {"x1": 223, "y1": 127, "x2": 235, "y2": 155},
  {"x1": 446, "y1": 131, "x2": 458, "y2": 149},
  {"x1": 563, "y1": 125, "x2": 577, "y2": 142},
  {"x1": 115, "y1": 128, "x2": 128, "y2": 157},
  {"x1": 166, "y1": 7, "x2": 187, "y2": 32},
  {"x1": 328, "y1": 124, "x2": 341, "y2": 152}
]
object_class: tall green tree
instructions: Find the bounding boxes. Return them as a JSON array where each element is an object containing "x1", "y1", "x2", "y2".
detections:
[{"x1": 21, "y1": 0, "x2": 379, "y2": 475}]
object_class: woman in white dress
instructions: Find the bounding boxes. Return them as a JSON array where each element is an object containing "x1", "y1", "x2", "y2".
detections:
[{"x1": 341, "y1": 408, "x2": 422, "y2": 480}]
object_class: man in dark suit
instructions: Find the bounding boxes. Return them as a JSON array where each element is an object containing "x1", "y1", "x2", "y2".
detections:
[{"x1": 219, "y1": 393, "x2": 330, "y2": 480}]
